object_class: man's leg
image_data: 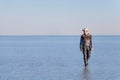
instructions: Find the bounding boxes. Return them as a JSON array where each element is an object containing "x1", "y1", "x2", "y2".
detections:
[
  {"x1": 86, "y1": 47, "x2": 91, "y2": 65},
  {"x1": 83, "y1": 47, "x2": 88, "y2": 67},
  {"x1": 87, "y1": 47, "x2": 91, "y2": 61}
]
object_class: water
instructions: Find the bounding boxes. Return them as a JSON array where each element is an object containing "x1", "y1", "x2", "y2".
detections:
[{"x1": 0, "y1": 35, "x2": 120, "y2": 80}]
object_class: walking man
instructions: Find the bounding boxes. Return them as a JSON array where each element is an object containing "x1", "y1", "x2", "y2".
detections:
[{"x1": 80, "y1": 28, "x2": 93, "y2": 67}]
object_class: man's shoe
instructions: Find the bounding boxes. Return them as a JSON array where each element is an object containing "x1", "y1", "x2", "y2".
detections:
[{"x1": 85, "y1": 63, "x2": 88, "y2": 67}]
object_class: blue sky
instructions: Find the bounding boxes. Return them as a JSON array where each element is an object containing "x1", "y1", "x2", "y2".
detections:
[{"x1": 0, "y1": 0, "x2": 120, "y2": 35}]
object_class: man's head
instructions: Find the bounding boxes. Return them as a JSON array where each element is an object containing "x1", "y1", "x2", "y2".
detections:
[{"x1": 82, "y1": 28, "x2": 89, "y2": 35}]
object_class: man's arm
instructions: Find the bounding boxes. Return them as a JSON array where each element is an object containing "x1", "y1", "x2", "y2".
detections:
[
  {"x1": 80, "y1": 35, "x2": 83, "y2": 51},
  {"x1": 90, "y1": 35, "x2": 93, "y2": 51}
]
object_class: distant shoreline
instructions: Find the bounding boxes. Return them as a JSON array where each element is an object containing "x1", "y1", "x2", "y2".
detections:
[{"x1": 0, "y1": 35, "x2": 120, "y2": 37}]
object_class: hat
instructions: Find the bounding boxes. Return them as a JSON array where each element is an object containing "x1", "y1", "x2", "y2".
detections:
[{"x1": 82, "y1": 28, "x2": 88, "y2": 31}]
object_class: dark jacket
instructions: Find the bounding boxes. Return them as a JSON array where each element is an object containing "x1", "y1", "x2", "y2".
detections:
[{"x1": 80, "y1": 34, "x2": 92, "y2": 49}]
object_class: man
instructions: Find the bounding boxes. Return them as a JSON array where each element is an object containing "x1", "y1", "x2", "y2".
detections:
[{"x1": 80, "y1": 28, "x2": 93, "y2": 67}]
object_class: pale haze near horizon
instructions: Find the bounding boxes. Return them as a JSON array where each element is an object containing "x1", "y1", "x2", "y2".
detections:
[{"x1": 0, "y1": 0, "x2": 120, "y2": 35}]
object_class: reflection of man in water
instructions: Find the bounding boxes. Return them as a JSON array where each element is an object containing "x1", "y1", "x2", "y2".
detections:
[
  {"x1": 80, "y1": 28, "x2": 93, "y2": 67},
  {"x1": 81, "y1": 67, "x2": 91, "y2": 80}
]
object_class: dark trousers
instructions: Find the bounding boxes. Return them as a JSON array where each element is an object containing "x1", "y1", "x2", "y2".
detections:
[{"x1": 83, "y1": 46, "x2": 91, "y2": 66}]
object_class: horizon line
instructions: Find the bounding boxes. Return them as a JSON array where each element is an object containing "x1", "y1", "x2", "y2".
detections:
[{"x1": 0, "y1": 34, "x2": 120, "y2": 36}]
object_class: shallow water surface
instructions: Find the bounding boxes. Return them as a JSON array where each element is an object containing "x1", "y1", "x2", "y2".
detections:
[{"x1": 0, "y1": 35, "x2": 120, "y2": 80}]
